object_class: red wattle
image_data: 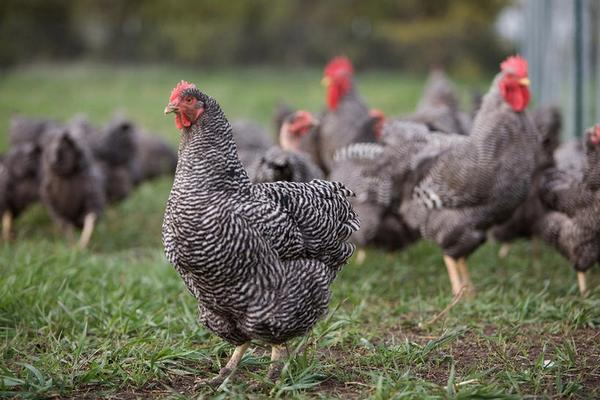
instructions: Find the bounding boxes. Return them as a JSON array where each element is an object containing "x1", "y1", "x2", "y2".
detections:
[
  {"x1": 500, "y1": 81, "x2": 530, "y2": 112},
  {"x1": 327, "y1": 85, "x2": 341, "y2": 110}
]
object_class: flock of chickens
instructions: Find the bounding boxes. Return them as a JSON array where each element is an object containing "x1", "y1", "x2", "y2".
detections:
[
  {"x1": 3, "y1": 54, "x2": 598, "y2": 386},
  {"x1": 159, "y1": 54, "x2": 599, "y2": 386},
  {"x1": 0, "y1": 113, "x2": 177, "y2": 247},
  {"x1": 227, "y1": 56, "x2": 597, "y2": 299}
]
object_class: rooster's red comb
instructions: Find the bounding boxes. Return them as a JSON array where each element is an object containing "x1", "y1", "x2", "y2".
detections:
[
  {"x1": 170, "y1": 80, "x2": 196, "y2": 102},
  {"x1": 324, "y1": 56, "x2": 354, "y2": 77},
  {"x1": 500, "y1": 55, "x2": 528, "y2": 77}
]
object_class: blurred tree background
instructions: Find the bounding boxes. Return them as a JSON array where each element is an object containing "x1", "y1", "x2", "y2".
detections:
[{"x1": 0, "y1": 0, "x2": 513, "y2": 75}]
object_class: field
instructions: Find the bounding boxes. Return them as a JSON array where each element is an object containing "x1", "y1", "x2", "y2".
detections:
[{"x1": 1, "y1": 64, "x2": 599, "y2": 399}]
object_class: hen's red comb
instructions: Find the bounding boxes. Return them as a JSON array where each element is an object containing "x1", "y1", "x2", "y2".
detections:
[
  {"x1": 369, "y1": 109, "x2": 385, "y2": 120},
  {"x1": 500, "y1": 55, "x2": 528, "y2": 77},
  {"x1": 170, "y1": 80, "x2": 196, "y2": 102},
  {"x1": 324, "y1": 56, "x2": 354, "y2": 77}
]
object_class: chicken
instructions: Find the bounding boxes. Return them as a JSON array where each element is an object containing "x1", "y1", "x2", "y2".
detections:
[
  {"x1": 329, "y1": 141, "x2": 419, "y2": 257},
  {"x1": 92, "y1": 115, "x2": 136, "y2": 203},
  {"x1": 250, "y1": 111, "x2": 324, "y2": 183},
  {"x1": 162, "y1": 81, "x2": 359, "y2": 386},
  {"x1": 129, "y1": 128, "x2": 178, "y2": 185},
  {"x1": 9, "y1": 115, "x2": 58, "y2": 147},
  {"x1": 404, "y1": 68, "x2": 471, "y2": 135},
  {"x1": 40, "y1": 127, "x2": 105, "y2": 248},
  {"x1": 272, "y1": 101, "x2": 295, "y2": 135},
  {"x1": 536, "y1": 125, "x2": 600, "y2": 296},
  {"x1": 491, "y1": 106, "x2": 563, "y2": 257},
  {"x1": 399, "y1": 56, "x2": 538, "y2": 297},
  {"x1": 1, "y1": 142, "x2": 43, "y2": 240},
  {"x1": 231, "y1": 120, "x2": 274, "y2": 171},
  {"x1": 554, "y1": 138, "x2": 585, "y2": 181},
  {"x1": 317, "y1": 56, "x2": 374, "y2": 173}
]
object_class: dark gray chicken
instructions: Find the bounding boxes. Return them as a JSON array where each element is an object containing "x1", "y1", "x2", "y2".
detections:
[
  {"x1": 9, "y1": 115, "x2": 58, "y2": 147},
  {"x1": 404, "y1": 68, "x2": 471, "y2": 135},
  {"x1": 129, "y1": 128, "x2": 178, "y2": 185},
  {"x1": 231, "y1": 120, "x2": 274, "y2": 171},
  {"x1": 250, "y1": 147, "x2": 324, "y2": 184},
  {"x1": 1, "y1": 142, "x2": 43, "y2": 240},
  {"x1": 536, "y1": 125, "x2": 600, "y2": 296},
  {"x1": 329, "y1": 141, "x2": 419, "y2": 259},
  {"x1": 491, "y1": 106, "x2": 562, "y2": 256},
  {"x1": 250, "y1": 111, "x2": 324, "y2": 183},
  {"x1": 92, "y1": 115, "x2": 136, "y2": 203},
  {"x1": 317, "y1": 56, "x2": 374, "y2": 173},
  {"x1": 399, "y1": 56, "x2": 538, "y2": 297},
  {"x1": 40, "y1": 127, "x2": 105, "y2": 248},
  {"x1": 162, "y1": 81, "x2": 358, "y2": 386}
]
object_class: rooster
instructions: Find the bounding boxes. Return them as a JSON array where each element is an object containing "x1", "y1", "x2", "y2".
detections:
[
  {"x1": 317, "y1": 56, "x2": 374, "y2": 173},
  {"x1": 491, "y1": 106, "x2": 562, "y2": 258},
  {"x1": 162, "y1": 81, "x2": 359, "y2": 386},
  {"x1": 399, "y1": 56, "x2": 538, "y2": 297},
  {"x1": 536, "y1": 125, "x2": 600, "y2": 296}
]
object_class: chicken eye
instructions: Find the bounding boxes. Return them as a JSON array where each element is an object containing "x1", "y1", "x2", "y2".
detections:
[{"x1": 186, "y1": 97, "x2": 193, "y2": 103}]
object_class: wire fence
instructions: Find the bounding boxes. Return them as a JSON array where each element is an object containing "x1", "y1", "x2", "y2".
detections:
[{"x1": 521, "y1": 0, "x2": 599, "y2": 139}]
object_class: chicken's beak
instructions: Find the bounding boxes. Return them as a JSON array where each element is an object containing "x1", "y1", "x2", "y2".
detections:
[
  {"x1": 320, "y1": 76, "x2": 331, "y2": 87},
  {"x1": 519, "y1": 77, "x2": 531, "y2": 86},
  {"x1": 164, "y1": 104, "x2": 179, "y2": 115}
]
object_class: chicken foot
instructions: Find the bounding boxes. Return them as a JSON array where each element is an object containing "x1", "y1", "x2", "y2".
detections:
[
  {"x1": 266, "y1": 344, "x2": 288, "y2": 382},
  {"x1": 78, "y1": 213, "x2": 97, "y2": 249},
  {"x1": 2, "y1": 211, "x2": 12, "y2": 241},
  {"x1": 195, "y1": 343, "x2": 249, "y2": 388},
  {"x1": 577, "y1": 272, "x2": 588, "y2": 297}
]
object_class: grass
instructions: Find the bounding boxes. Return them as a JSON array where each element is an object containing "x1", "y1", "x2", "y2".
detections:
[{"x1": 1, "y1": 64, "x2": 599, "y2": 399}]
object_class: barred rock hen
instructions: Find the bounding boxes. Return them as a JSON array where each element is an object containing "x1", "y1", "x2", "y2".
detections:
[
  {"x1": 2, "y1": 142, "x2": 42, "y2": 240},
  {"x1": 400, "y1": 56, "x2": 538, "y2": 296},
  {"x1": 317, "y1": 56, "x2": 374, "y2": 173},
  {"x1": 162, "y1": 81, "x2": 359, "y2": 386},
  {"x1": 491, "y1": 106, "x2": 562, "y2": 257},
  {"x1": 536, "y1": 125, "x2": 600, "y2": 296},
  {"x1": 404, "y1": 68, "x2": 471, "y2": 135},
  {"x1": 250, "y1": 111, "x2": 324, "y2": 183},
  {"x1": 40, "y1": 127, "x2": 105, "y2": 248}
]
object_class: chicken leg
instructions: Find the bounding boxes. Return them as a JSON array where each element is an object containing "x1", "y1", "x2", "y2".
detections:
[
  {"x1": 456, "y1": 257, "x2": 475, "y2": 297},
  {"x1": 356, "y1": 249, "x2": 366, "y2": 265},
  {"x1": 577, "y1": 272, "x2": 588, "y2": 297},
  {"x1": 78, "y1": 213, "x2": 97, "y2": 249},
  {"x1": 266, "y1": 344, "x2": 288, "y2": 382},
  {"x1": 443, "y1": 255, "x2": 463, "y2": 296},
  {"x1": 196, "y1": 343, "x2": 249, "y2": 388},
  {"x1": 498, "y1": 243, "x2": 511, "y2": 259},
  {"x1": 2, "y1": 211, "x2": 13, "y2": 241}
]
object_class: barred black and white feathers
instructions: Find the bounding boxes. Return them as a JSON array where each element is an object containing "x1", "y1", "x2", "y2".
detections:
[{"x1": 162, "y1": 87, "x2": 359, "y2": 346}]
